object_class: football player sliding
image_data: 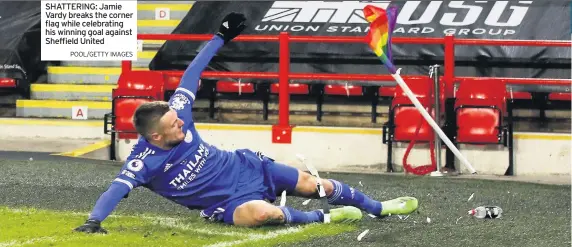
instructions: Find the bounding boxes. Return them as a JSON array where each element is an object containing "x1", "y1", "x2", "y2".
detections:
[{"x1": 74, "y1": 12, "x2": 418, "y2": 234}]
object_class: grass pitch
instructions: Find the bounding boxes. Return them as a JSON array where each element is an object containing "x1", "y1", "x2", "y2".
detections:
[
  {"x1": 1, "y1": 207, "x2": 353, "y2": 247},
  {"x1": 0, "y1": 158, "x2": 569, "y2": 247}
]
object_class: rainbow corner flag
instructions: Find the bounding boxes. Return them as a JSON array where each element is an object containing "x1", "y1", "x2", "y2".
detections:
[{"x1": 364, "y1": 5, "x2": 398, "y2": 74}]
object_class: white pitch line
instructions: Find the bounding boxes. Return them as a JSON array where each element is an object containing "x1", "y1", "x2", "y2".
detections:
[
  {"x1": 204, "y1": 227, "x2": 304, "y2": 247},
  {"x1": 1, "y1": 235, "x2": 103, "y2": 247},
  {"x1": 0, "y1": 241, "x2": 17, "y2": 247},
  {"x1": 0, "y1": 237, "x2": 57, "y2": 247},
  {"x1": 151, "y1": 217, "x2": 250, "y2": 237}
]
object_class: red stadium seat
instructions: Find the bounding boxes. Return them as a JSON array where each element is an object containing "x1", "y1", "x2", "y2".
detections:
[
  {"x1": 548, "y1": 92, "x2": 571, "y2": 101},
  {"x1": 0, "y1": 78, "x2": 16, "y2": 88},
  {"x1": 106, "y1": 71, "x2": 165, "y2": 140},
  {"x1": 104, "y1": 71, "x2": 166, "y2": 160},
  {"x1": 393, "y1": 107, "x2": 432, "y2": 142},
  {"x1": 381, "y1": 76, "x2": 437, "y2": 173},
  {"x1": 456, "y1": 108, "x2": 501, "y2": 143},
  {"x1": 454, "y1": 79, "x2": 506, "y2": 144},
  {"x1": 164, "y1": 74, "x2": 182, "y2": 91},
  {"x1": 378, "y1": 86, "x2": 395, "y2": 97},
  {"x1": 506, "y1": 91, "x2": 532, "y2": 100},
  {"x1": 389, "y1": 77, "x2": 435, "y2": 142},
  {"x1": 264, "y1": 83, "x2": 311, "y2": 121},
  {"x1": 453, "y1": 79, "x2": 515, "y2": 175},
  {"x1": 117, "y1": 71, "x2": 165, "y2": 93},
  {"x1": 216, "y1": 80, "x2": 255, "y2": 94},
  {"x1": 316, "y1": 84, "x2": 363, "y2": 122},
  {"x1": 455, "y1": 79, "x2": 506, "y2": 110},
  {"x1": 324, "y1": 84, "x2": 362, "y2": 96},
  {"x1": 113, "y1": 89, "x2": 157, "y2": 139},
  {"x1": 270, "y1": 83, "x2": 309, "y2": 95}
]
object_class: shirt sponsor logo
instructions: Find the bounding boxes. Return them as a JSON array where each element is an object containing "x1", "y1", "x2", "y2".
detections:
[{"x1": 168, "y1": 143, "x2": 210, "y2": 190}]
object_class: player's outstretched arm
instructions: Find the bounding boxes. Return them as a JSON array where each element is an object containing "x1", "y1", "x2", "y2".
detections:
[
  {"x1": 176, "y1": 12, "x2": 247, "y2": 101},
  {"x1": 73, "y1": 183, "x2": 130, "y2": 234}
]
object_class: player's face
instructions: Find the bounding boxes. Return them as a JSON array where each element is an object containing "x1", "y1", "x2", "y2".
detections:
[{"x1": 158, "y1": 109, "x2": 185, "y2": 148}]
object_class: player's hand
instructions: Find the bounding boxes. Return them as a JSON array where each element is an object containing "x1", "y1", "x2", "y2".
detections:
[
  {"x1": 216, "y1": 12, "x2": 247, "y2": 44},
  {"x1": 73, "y1": 219, "x2": 108, "y2": 234}
]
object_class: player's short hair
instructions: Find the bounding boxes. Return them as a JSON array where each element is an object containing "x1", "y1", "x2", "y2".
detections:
[{"x1": 133, "y1": 101, "x2": 171, "y2": 139}]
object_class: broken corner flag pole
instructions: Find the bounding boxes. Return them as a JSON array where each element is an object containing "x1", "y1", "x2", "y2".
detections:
[{"x1": 363, "y1": 4, "x2": 476, "y2": 174}]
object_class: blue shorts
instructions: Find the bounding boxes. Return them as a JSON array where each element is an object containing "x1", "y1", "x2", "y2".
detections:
[{"x1": 207, "y1": 149, "x2": 299, "y2": 225}]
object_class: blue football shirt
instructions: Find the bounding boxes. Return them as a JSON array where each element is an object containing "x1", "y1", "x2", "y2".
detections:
[{"x1": 111, "y1": 35, "x2": 243, "y2": 217}]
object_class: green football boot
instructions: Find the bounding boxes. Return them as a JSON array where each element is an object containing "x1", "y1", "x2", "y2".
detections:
[
  {"x1": 379, "y1": 196, "x2": 419, "y2": 216},
  {"x1": 329, "y1": 206, "x2": 363, "y2": 223}
]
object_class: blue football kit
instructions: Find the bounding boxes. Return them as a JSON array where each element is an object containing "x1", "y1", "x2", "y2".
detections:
[
  {"x1": 78, "y1": 13, "x2": 404, "y2": 231},
  {"x1": 88, "y1": 35, "x2": 300, "y2": 224}
]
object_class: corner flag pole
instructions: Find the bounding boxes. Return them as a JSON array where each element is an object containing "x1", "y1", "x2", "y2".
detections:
[
  {"x1": 364, "y1": 4, "x2": 476, "y2": 174},
  {"x1": 390, "y1": 68, "x2": 477, "y2": 174}
]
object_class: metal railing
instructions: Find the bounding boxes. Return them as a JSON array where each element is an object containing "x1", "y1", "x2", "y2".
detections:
[{"x1": 122, "y1": 33, "x2": 571, "y2": 136}]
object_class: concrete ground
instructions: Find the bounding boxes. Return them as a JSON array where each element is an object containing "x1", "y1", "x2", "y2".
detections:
[
  {"x1": 0, "y1": 137, "x2": 103, "y2": 153},
  {"x1": 456, "y1": 174, "x2": 571, "y2": 186}
]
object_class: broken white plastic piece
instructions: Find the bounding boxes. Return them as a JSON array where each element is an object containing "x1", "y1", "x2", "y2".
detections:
[
  {"x1": 296, "y1": 153, "x2": 330, "y2": 223},
  {"x1": 357, "y1": 229, "x2": 370, "y2": 241},
  {"x1": 302, "y1": 199, "x2": 311, "y2": 205},
  {"x1": 430, "y1": 171, "x2": 444, "y2": 177},
  {"x1": 279, "y1": 190, "x2": 287, "y2": 207},
  {"x1": 468, "y1": 193, "x2": 474, "y2": 202}
]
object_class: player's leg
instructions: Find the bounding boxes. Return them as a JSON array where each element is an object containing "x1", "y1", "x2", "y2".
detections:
[
  {"x1": 271, "y1": 162, "x2": 418, "y2": 217},
  {"x1": 220, "y1": 151, "x2": 361, "y2": 226},
  {"x1": 231, "y1": 200, "x2": 318, "y2": 226},
  {"x1": 229, "y1": 199, "x2": 361, "y2": 227},
  {"x1": 318, "y1": 175, "x2": 418, "y2": 217}
]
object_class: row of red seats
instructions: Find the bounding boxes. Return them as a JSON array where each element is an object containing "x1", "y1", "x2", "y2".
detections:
[
  {"x1": 107, "y1": 71, "x2": 571, "y2": 139},
  {"x1": 383, "y1": 78, "x2": 515, "y2": 174},
  {"x1": 193, "y1": 79, "x2": 572, "y2": 101},
  {"x1": 164, "y1": 73, "x2": 572, "y2": 100},
  {"x1": 104, "y1": 70, "x2": 567, "y2": 169}
]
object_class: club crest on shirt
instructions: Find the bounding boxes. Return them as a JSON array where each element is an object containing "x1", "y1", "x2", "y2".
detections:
[{"x1": 170, "y1": 93, "x2": 190, "y2": 111}]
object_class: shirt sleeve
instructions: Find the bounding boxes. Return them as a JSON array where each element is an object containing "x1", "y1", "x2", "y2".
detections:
[
  {"x1": 168, "y1": 35, "x2": 225, "y2": 122},
  {"x1": 88, "y1": 158, "x2": 153, "y2": 222},
  {"x1": 112, "y1": 158, "x2": 153, "y2": 190},
  {"x1": 88, "y1": 183, "x2": 130, "y2": 222}
]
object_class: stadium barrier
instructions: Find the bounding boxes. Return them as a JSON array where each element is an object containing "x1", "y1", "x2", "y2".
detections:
[{"x1": 106, "y1": 33, "x2": 571, "y2": 174}]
